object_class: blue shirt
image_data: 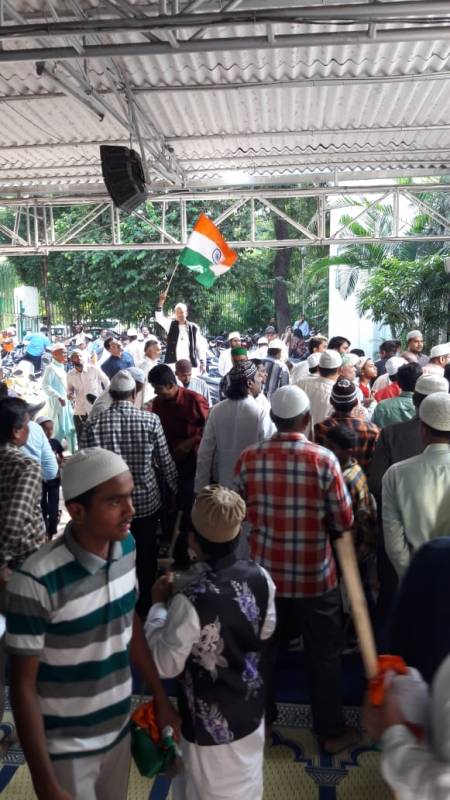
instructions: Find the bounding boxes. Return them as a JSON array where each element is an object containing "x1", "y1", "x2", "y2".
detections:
[
  {"x1": 21, "y1": 421, "x2": 58, "y2": 481},
  {"x1": 24, "y1": 332, "x2": 50, "y2": 356},
  {"x1": 102, "y1": 353, "x2": 135, "y2": 379},
  {"x1": 293, "y1": 319, "x2": 310, "y2": 338}
]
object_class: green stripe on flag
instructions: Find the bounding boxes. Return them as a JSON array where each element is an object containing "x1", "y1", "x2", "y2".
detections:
[{"x1": 179, "y1": 247, "x2": 216, "y2": 288}]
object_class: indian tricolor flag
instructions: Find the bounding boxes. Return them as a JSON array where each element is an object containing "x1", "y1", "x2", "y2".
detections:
[{"x1": 179, "y1": 213, "x2": 237, "y2": 288}]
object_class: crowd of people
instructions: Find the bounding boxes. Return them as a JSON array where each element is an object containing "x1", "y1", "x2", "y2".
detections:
[{"x1": 0, "y1": 298, "x2": 450, "y2": 800}]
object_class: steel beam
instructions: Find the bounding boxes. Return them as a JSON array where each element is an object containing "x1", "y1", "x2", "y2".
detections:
[
  {"x1": 11, "y1": 0, "x2": 450, "y2": 20},
  {"x1": 2, "y1": 68, "x2": 450, "y2": 104},
  {"x1": 2, "y1": 2, "x2": 450, "y2": 39},
  {"x1": 1, "y1": 25, "x2": 450, "y2": 63},
  {"x1": 2, "y1": 234, "x2": 450, "y2": 256},
  {"x1": 1, "y1": 123, "x2": 449, "y2": 155},
  {"x1": 0, "y1": 183, "x2": 448, "y2": 206},
  {"x1": 0, "y1": 182, "x2": 448, "y2": 255}
]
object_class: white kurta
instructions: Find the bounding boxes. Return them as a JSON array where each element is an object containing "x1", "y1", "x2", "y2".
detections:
[
  {"x1": 194, "y1": 395, "x2": 275, "y2": 493},
  {"x1": 381, "y1": 654, "x2": 450, "y2": 800},
  {"x1": 67, "y1": 364, "x2": 109, "y2": 416},
  {"x1": 291, "y1": 361, "x2": 310, "y2": 384},
  {"x1": 296, "y1": 375, "x2": 335, "y2": 438},
  {"x1": 125, "y1": 338, "x2": 145, "y2": 364},
  {"x1": 145, "y1": 570, "x2": 276, "y2": 800},
  {"x1": 218, "y1": 348, "x2": 233, "y2": 377},
  {"x1": 382, "y1": 443, "x2": 450, "y2": 577},
  {"x1": 155, "y1": 309, "x2": 207, "y2": 369},
  {"x1": 42, "y1": 360, "x2": 76, "y2": 452},
  {"x1": 138, "y1": 356, "x2": 159, "y2": 404}
]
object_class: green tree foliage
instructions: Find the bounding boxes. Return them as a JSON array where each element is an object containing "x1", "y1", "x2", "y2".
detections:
[
  {"x1": 309, "y1": 179, "x2": 450, "y2": 345},
  {"x1": 4, "y1": 195, "x2": 328, "y2": 334},
  {"x1": 358, "y1": 255, "x2": 449, "y2": 349},
  {"x1": 309, "y1": 201, "x2": 397, "y2": 299}
]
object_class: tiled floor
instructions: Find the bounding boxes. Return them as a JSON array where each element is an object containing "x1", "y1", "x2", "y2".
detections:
[{"x1": 0, "y1": 706, "x2": 392, "y2": 799}]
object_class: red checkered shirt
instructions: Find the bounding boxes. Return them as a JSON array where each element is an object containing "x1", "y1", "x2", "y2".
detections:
[
  {"x1": 314, "y1": 413, "x2": 380, "y2": 474},
  {"x1": 233, "y1": 432, "x2": 354, "y2": 598}
]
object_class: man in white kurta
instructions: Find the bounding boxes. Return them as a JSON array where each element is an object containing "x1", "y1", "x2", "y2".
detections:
[
  {"x1": 194, "y1": 361, "x2": 274, "y2": 493},
  {"x1": 145, "y1": 486, "x2": 276, "y2": 800},
  {"x1": 218, "y1": 332, "x2": 242, "y2": 376},
  {"x1": 155, "y1": 292, "x2": 207, "y2": 373},
  {"x1": 296, "y1": 349, "x2": 342, "y2": 438},
  {"x1": 67, "y1": 350, "x2": 110, "y2": 439},
  {"x1": 139, "y1": 338, "x2": 161, "y2": 406},
  {"x1": 42, "y1": 344, "x2": 76, "y2": 452},
  {"x1": 125, "y1": 328, "x2": 145, "y2": 365},
  {"x1": 382, "y1": 392, "x2": 450, "y2": 578}
]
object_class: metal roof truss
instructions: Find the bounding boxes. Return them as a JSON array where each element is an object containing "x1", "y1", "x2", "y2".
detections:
[{"x1": 0, "y1": 183, "x2": 448, "y2": 255}]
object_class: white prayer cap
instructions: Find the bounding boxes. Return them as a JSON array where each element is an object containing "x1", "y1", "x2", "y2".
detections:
[
  {"x1": 356, "y1": 356, "x2": 372, "y2": 371},
  {"x1": 342, "y1": 353, "x2": 359, "y2": 367},
  {"x1": 430, "y1": 343, "x2": 450, "y2": 359},
  {"x1": 319, "y1": 349, "x2": 342, "y2": 369},
  {"x1": 307, "y1": 353, "x2": 321, "y2": 369},
  {"x1": 292, "y1": 361, "x2": 309, "y2": 380},
  {"x1": 407, "y1": 329, "x2": 422, "y2": 341},
  {"x1": 227, "y1": 331, "x2": 241, "y2": 341},
  {"x1": 419, "y1": 392, "x2": 450, "y2": 431},
  {"x1": 175, "y1": 302, "x2": 187, "y2": 313},
  {"x1": 70, "y1": 348, "x2": 84, "y2": 357},
  {"x1": 50, "y1": 342, "x2": 65, "y2": 352},
  {"x1": 127, "y1": 367, "x2": 145, "y2": 384},
  {"x1": 110, "y1": 369, "x2": 135, "y2": 392},
  {"x1": 36, "y1": 416, "x2": 53, "y2": 426},
  {"x1": 268, "y1": 338, "x2": 284, "y2": 350},
  {"x1": 415, "y1": 374, "x2": 449, "y2": 396},
  {"x1": 271, "y1": 385, "x2": 310, "y2": 419},
  {"x1": 386, "y1": 356, "x2": 407, "y2": 376},
  {"x1": 62, "y1": 447, "x2": 130, "y2": 502},
  {"x1": 127, "y1": 327, "x2": 138, "y2": 337},
  {"x1": 257, "y1": 336, "x2": 268, "y2": 345}
]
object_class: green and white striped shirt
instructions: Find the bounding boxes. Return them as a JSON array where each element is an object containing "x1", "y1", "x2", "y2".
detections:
[{"x1": 6, "y1": 525, "x2": 137, "y2": 760}]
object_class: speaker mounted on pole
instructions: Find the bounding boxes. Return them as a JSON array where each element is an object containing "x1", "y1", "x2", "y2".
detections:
[{"x1": 100, "y1": 145, "x2": 148, "y2": 213}]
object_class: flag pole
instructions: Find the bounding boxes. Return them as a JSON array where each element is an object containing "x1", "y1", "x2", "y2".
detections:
[{"x1": 165, "y1": 262, "x2": 180, "y2": 296}]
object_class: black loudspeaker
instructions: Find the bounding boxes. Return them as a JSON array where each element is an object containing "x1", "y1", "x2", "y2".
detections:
[{"x1": 100, "y1": 145, "x2": 147, "y2": 213}]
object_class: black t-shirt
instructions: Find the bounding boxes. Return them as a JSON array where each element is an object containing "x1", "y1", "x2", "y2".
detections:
[
  {"x1": 49, "y1": 437, "x2": 64, "y2": 457},
  {"x1": 45, "y1": 438, "x2": 63, "y2": 486}
]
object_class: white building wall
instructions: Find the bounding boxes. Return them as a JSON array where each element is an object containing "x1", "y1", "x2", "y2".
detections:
[
  {"x1": 14, "y1": 285, "x2": 39, "y2": 317},
  {"x1": 326, "y1": 182, "x2": 409, "y2": 357}
]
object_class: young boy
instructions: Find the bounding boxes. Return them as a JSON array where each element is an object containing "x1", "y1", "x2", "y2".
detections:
[
  {"x1": 6, "y1": 447, "x2": 178, "y2": 800},
  {"x1": 323, "y1": 425, "x2": 378, "y2": 615},
  {"x1": 145, "y1": 485, "x2": 276, "y2": 800},
  {"x1": 37, "y1": 416, "x2": 64, "y2": 538}
]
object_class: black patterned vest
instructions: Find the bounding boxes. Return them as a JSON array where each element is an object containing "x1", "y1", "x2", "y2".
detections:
[
  {"x1": 178, "y1": 555, "x2": 269, "y2": 746},
  {"x1": 164, "y1": 320, "x2": 199, "y2": 367}
]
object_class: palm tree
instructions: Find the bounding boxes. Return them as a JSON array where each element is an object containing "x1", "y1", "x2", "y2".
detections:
[{"x1": 309, "y1": 200, "x2": 397, "y2": 299}]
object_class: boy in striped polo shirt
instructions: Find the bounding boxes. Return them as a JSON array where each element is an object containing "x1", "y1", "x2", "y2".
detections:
[{"x1": 6, "y1": 447, "x2": 179, "y2": 800}]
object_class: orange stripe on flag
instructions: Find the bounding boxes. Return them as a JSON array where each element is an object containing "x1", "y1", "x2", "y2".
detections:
[{"x1": 194, "y1": 214, "x2": 237, "y2": 267}]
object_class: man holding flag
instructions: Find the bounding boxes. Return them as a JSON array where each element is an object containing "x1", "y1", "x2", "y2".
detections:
[
  {"x1": 155, "y1": 294, "x2": 207, "y2": 374},
  {"x1": 156, "y1": 214, "x2": 237, "y2": 373}
]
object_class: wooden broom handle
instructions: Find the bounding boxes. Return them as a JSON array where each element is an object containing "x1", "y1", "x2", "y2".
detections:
[{"x1": 334, "y1": 530, "x2": 378, "y2": 680}]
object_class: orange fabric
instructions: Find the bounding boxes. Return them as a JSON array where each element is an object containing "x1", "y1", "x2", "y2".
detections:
[
  {"x1": 369, "y1": 654, "x2": 409, "y2": 706},
  {"x1": 132, "y1": 701, "x2": 161, "y2": 743},
  {"x1": 374, "y1": 383, "x2": 401, "y2": 402}
]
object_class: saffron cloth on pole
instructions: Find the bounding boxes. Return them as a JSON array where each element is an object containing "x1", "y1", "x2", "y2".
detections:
[{"x1": 179, "y1": 213, "x2": 237, "y2": 288}]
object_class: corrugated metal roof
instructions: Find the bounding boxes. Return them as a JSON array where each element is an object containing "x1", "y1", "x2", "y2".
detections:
[{"x1": 0, "y1": 1, "x2": 449, "y2": 197}]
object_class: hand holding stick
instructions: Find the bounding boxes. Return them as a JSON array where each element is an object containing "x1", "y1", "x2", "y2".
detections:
[{"x1": 334, "y1": 530, "x2": 378, "y2": 680}]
